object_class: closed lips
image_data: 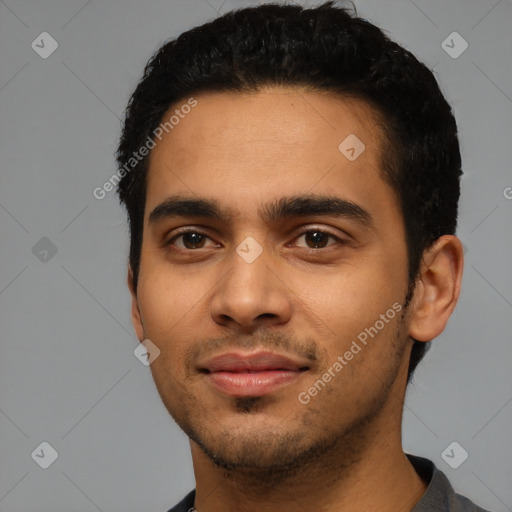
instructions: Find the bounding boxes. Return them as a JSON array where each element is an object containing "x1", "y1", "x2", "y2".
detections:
[
  {"x1": 198, "y1": 351, "x2": 311, "y2": 397},
  {"x1": 199, "y1": 351, "x2": 311, "y2": 373}
]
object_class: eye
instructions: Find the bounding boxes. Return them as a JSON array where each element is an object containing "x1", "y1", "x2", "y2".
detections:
[
  {"x1": 167, "y1": 230, "x2": 218, "y2": 250},
  {"x1": 293, "y1": 229, "x2": 342, "y2": 249}
]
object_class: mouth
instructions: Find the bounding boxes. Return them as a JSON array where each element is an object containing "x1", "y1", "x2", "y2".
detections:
[{"x1": 198, "y1": 350, "x2": 311, "y2": 397}]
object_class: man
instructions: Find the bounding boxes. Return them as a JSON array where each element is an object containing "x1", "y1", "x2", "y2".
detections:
[{"x1": 115, "y1": 2, "x2": 491, "y2": 511}]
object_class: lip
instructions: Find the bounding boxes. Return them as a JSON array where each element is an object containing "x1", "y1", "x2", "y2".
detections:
[{"x1": 199, "y1": 351, "x2": 310, "y2": 397}]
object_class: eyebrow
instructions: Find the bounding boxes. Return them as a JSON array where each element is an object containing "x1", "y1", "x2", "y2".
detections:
[
  {"x1": 148, "y1": 196, "x2": 222, "y2": 225},
  {"x1": 262, "y1": 195, "x2": 373, "y2": 227},
  {"x1": 148, "y1": 194, "x2": 373, "y2": 228}
]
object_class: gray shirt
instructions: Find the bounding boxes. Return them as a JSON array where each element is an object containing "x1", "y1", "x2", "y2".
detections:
[
  {"x1": 166, "y1": 454, "x2": 491, "y2": 511},
  {"x1": 408, "y1": 454, "x2": 491, "y2": 512}
]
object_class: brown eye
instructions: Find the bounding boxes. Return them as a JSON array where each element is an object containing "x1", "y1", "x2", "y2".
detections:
[
  {"x1": 181, "y1": 232, "x2": 206, "y2": 249},
  {"x1": 292, "y1": 228, "x2": 345, "y2": 251},
  {"x1": 304, "y1": 231, "x2": 330, "y2": 248},
  {"x1": 168, "y1": 231, "x2": 216, "y2": 250}
]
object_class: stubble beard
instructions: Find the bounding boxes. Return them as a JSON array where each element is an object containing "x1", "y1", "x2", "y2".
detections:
[{"x1": 162, "y1": 306, "x2": 411, "y2": 491}]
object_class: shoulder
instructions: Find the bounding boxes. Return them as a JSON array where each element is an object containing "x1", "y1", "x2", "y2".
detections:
[
  {"x1": 165, "y1": 489, "x2": 196, "y2": 512},
  {"x1": 408, "y1": 454, "x2": 492, "y2": 512}
]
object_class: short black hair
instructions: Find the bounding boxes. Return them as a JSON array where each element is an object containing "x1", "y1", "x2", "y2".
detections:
[{"x1": 116, "y1": 1, "x2": 462, "y2": 382}]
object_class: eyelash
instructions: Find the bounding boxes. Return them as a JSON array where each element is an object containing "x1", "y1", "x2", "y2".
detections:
[{"x1": 165, "y1": 227, "x2": 345, "y2": 251}]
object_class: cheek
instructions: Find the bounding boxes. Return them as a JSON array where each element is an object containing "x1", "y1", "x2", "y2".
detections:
[
  {"x1": 137, "y1": 275, "x2": 200, "y2": 389},
  {"x1": 288, "y1": 260, "x2": 404, "y2": 346},
  {"x1": 136, "y1": 267, "x2": 206, "y2": 341}
]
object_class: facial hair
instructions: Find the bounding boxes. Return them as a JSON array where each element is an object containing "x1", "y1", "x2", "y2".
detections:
[{"x1": 151, "y1": 298, "x2": 412, "y2": 491}]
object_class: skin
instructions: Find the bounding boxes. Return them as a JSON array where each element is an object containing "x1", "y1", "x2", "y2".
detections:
[{"x1": 128, "y1": 87, "x2": 464, "y2": 512}]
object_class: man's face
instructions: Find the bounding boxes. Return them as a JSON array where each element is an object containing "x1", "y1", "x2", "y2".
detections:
[{"x1": 130, "y1": 88, "x2": 413, "y2": 471}]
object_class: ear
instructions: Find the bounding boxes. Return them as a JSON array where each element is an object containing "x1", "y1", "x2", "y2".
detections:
[
  {"x1": 127, "y1": 265, "x2": 145, "y2": 342},
  {"x1": 408, "y1": 235, "x2": 464, "y2": 342}
]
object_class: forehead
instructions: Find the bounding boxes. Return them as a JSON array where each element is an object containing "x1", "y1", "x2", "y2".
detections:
[{"x1": 145, "y1": 87, "x2": 392, "y2": 218}]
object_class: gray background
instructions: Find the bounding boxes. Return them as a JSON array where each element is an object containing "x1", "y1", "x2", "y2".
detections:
[{"x1": 0, "y1": 0, "x2": 511, "y2": 511}]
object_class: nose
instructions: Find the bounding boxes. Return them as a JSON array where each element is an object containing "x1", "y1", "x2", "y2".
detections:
[{"x1": 209, "y1": 246, "x2": 293, "y2": 332}]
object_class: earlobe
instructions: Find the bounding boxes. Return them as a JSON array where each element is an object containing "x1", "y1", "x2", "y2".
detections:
[
  {"x1": 127, "y1": 265, "x2": 145, "y2": 342},
  {"x1": 408, "y1": 235, "x2": 464, "y2": 343}
]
